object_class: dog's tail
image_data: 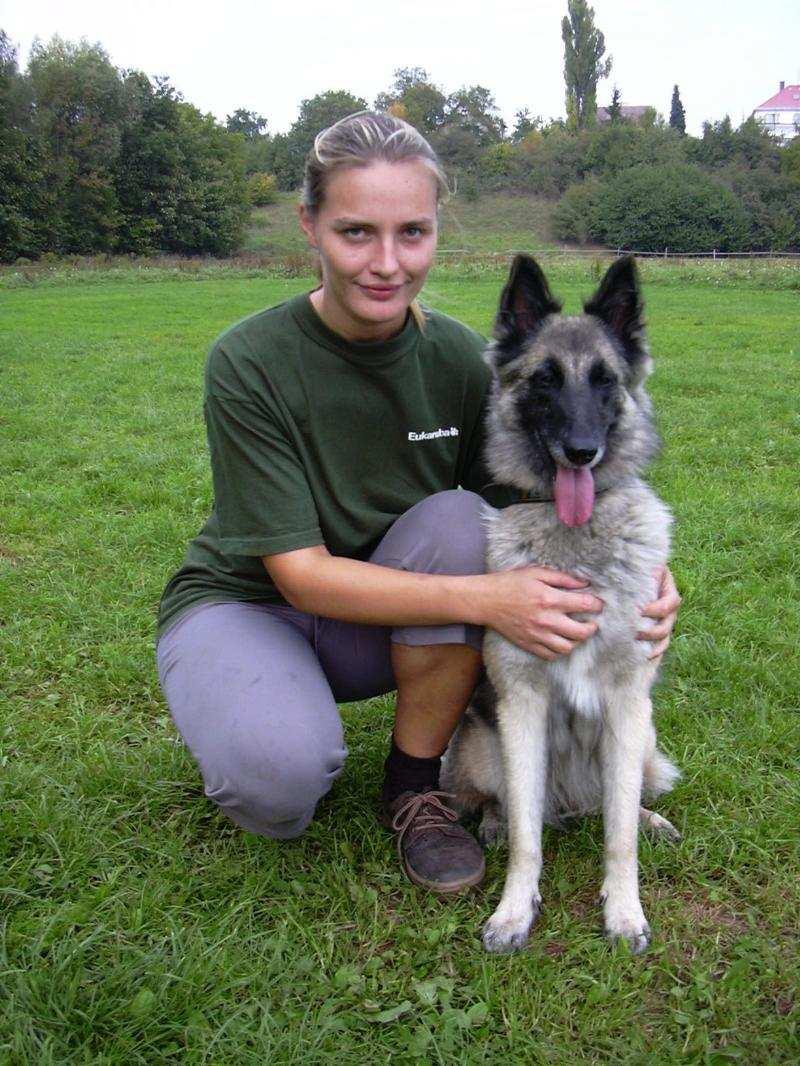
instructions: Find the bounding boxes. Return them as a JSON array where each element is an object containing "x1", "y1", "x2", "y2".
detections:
[{"x1": 643, "y1": 748, "x2": 681, "y2": 798}]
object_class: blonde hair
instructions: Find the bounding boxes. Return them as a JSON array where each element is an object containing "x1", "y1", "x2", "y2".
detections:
[{"x1": 301, "y1": 110, "x2": 450, "y2": 331}]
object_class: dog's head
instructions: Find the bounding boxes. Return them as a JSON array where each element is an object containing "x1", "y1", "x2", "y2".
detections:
[{"x1": 484, "y1": 254, "x2": 660, "y2": 526}]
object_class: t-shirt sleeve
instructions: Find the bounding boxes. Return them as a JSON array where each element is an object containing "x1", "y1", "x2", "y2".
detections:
[{"x1": 203, "y1": 393, "x2": 324, "y2": 557}]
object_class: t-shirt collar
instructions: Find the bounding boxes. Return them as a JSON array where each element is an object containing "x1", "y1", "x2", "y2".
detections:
[{"x1": 289, "y1": 291, "x2": 420, "y2": 367}]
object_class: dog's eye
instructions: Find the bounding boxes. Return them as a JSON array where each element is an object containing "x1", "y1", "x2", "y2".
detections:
[
  {"x1": 589, "y1": 363, "x2": 616, "y2": 390},
  {"x1": 531, "y1": 363, "x2": 563, "y2": 391}
]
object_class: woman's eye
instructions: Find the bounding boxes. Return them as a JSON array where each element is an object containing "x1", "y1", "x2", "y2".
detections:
[{"x1": 337, "y1": 225, "x2": 368, "y2": 240}]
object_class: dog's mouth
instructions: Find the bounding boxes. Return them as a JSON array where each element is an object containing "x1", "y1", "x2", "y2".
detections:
[{"x1": 554, "y1": 465, "x2": 595, "y2": 527}]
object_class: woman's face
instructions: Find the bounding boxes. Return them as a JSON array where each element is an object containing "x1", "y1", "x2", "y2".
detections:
[{"x1": 299, "y1": 159, "x2": 439, "y2": 342}]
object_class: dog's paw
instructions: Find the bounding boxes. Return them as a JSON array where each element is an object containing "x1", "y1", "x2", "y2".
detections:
[
  {"x1": 639, "y1": 807, "x2": 681, "y2": 842},
  {"x1": 600, "y1": 891, "x2": 650, "y2": 954},
  {"x1": 481, "y1": 899, "x2": 540, "y2": 954}
]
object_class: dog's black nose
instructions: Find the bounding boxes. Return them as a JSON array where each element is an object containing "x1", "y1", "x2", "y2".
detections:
[{"x1": 563, "y1": 446, "x2": 598, "y2": 466}]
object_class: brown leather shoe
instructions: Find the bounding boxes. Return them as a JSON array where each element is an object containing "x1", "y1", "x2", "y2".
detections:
[{"x1": 383, "y1": 790, "x2": 486, "y2": 894}]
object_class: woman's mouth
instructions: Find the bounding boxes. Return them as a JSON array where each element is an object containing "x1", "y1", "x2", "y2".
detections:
[{"x1": 359, "y1": 284, "x2": 402, "y2": 301}]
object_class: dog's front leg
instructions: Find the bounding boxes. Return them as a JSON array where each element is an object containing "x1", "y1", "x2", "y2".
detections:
[
  {"x1": 482, "y1": 684, "x2": 548, "y2": 954},
  {"x1": 600, "y1": 678, "x2": 654, "y2": 953}
]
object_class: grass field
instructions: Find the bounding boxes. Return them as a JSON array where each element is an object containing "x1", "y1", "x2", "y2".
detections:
[{"x1": 1, "y1": 260, "x2": 799, "y2": 1063}]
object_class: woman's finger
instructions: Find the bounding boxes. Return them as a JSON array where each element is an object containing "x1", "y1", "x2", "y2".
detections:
[
  {"x1": 637, "y1": 618, "x2": 673, "y2": 642},
  {"x1": 538, "y1": 632, "x2": 576, "y2": 656},
  {"x1": 647, "y1": 637, "x2": 670, "y2": 660},
  {"x1": 542, "y1": 612, "x2": 598, "y2": 642},
  {"x1": 641, "y1": 593, "x2": 680, "y2": 621},
  {"x1": 642, "y1": 567, "x2": 681, "y2": 619},
  {"x1": 530, "y1": 643, "x2": 557, "y2": 662},
  {"x1": 545, "y1": 588, "x2": 605, "y2": 615},
  {"x1": 528, "y1": 566, "x2": 590, "y2": 590}
]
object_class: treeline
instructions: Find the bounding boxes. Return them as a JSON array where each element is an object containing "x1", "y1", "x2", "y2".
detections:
[
  {"x1": 242, "y1": 67, "x2": 800, "y2": 253},
  {"x1": 1, "y1": 33, "x2": 248, "y2": 260},
  {"x1": 240, "y1": 70, "x2": 509, "y2": 194},
  {"x1": 2, "y1": 34, "x2": 800, "y2": 261}
]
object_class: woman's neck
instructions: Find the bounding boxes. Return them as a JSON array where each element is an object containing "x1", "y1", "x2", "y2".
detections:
[{"x1": 309, "y1": 288, "x2": 407, "y2": 344}]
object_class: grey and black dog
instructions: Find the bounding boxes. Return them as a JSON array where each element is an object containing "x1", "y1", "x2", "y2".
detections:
[{"x1": 441, "y1": 254, "x2": 680, "y2": 955}]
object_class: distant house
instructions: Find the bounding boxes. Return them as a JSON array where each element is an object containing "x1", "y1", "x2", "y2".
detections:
[
  {"x1": 753, "y1": 82, "x2": 800, "y2": 144},
  {"x1": 596, "y1": 105, "x2": 650, "y2": 124}
]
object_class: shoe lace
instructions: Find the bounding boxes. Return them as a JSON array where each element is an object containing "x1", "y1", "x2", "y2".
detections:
[{"x1": 390, "y1": 790, "x2": 461, "y2": 855}]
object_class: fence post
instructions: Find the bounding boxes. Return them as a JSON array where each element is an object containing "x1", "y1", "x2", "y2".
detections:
[{"x1": 713, "y1": 249, "x2": 717, "y2": 260}]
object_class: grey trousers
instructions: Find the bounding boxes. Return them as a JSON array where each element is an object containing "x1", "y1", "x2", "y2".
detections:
[{"x1": 156, "y1": 490, "x2": 489, "y2": 839}]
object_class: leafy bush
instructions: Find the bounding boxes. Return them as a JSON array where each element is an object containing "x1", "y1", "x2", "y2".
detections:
[
  {"x1": 728, "y1": 167, "x2": 800, "y2": 251},
  {"x1": 551, "y1": 180, "x2": 599, "y2": 242},
  {"x1": 781, "y1": 138, "x2": 800, "y2": 183},
  {"x1": 591, "y1": 164, "x2": 750, "y2": 252},
  {"x1": 248, "y1": 172, "x2": 278, "y2": 206}
]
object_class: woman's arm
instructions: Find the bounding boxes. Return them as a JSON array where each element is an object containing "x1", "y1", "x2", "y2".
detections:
[{"x1": 263, "y1": 546, "x2": 603, "y2": 661}]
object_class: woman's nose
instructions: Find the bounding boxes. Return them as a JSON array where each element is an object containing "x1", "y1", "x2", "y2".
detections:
[{"x1": 371, "y1": 239, "x2": 400, "y2": 276}]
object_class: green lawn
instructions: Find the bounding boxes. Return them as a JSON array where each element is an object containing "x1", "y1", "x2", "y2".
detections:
[{"x1": 1, "y1": 264, "x2": 798, "y2": 1063}]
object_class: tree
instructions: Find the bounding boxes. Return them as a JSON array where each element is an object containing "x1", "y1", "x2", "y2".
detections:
[
  {"x1": 511, "y1": 108, "x2": 541, "y2": 144},
  {"x1": 168, "y1": 102, "x2": 249, "y2": 255},
  {"x1": 687, "y1": 116, "x2": 778, "y2": 171},
  {"x1": 429, "y1": 122, "x2": 484, "y2": 171},
  {"x1": 225, "y1": 108, "x2": 267, "y2": 139},
  {"x1": 444, "y1": 85, "x2": 506, "y2": 144},
  {"x1": 274, "y1": 89, "x2": 368, "y2": 189},
  {"x1": 561, "y1": 0, "x2": 612, "y2": 129},
  {"x1": 607, "y1": 86, "x2": 622, "y2": 124},
  {"x1": 374, "y1": 68, "x2": 447, "y2": 133},
  {"x1": 26, "y1": 36, "x2": 126, "y2": 252},
  {"x1": 669, "y1": 85, "x2": 686, "y2": 134},
  {"x1": 781, "y1": 136, "x2": 800, "y2": 183},
  {"x1": 114, "y1": 72, "x2": 185, "y2": 253},
  {"x1": 225, "y1": 109, "x2": 273, "y2": 175},
  {"x1": 0, "y1": 29, "x2": 47, "y2": 260}
]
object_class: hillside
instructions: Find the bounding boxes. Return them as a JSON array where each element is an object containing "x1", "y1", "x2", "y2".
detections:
[{"x1": 242, "y1": 191, "x2": 560, "y2": 256}]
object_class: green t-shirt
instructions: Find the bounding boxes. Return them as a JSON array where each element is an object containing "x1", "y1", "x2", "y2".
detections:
[{"x1": 156, "y1": 291, "x2": 506, "y2": 641}]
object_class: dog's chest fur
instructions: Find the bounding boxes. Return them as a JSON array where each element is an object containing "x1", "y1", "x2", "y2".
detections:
[
  {"x1": 484, "y1": 479, "x2": 672, "y2": 715},
  {"x1": 478, "y1": 480, "x2": 672, "y2": 822}
]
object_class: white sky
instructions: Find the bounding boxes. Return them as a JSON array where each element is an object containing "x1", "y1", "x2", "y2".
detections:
[{"x1": 2, "y1": 0, "x2": 798, "y2": 137}]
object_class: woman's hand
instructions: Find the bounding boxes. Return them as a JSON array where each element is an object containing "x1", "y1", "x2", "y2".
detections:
[
  {"x1": 479, "y1": 566, "x2": 604, "y2": 661},
  {"x1": 637, "y1": 565, "x2": 681, "y2": 660}
]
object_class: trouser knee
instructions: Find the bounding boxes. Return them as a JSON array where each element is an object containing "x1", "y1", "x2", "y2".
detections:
[
  {"x1": 202, "y1": 738, "x2": 346, "y2": 840},
  {"x1": 378, "y1": 489, "x2": 489, "y2": 576}
]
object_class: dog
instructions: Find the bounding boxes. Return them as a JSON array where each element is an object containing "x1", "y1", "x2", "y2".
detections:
[{"x1": 441, "y1": 254, "x2": 680, "y2": 954}]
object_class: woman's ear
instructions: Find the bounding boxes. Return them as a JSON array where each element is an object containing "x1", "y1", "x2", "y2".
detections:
[{"x1": 298, "y1": 204, "x2": 318, "y2": 249}]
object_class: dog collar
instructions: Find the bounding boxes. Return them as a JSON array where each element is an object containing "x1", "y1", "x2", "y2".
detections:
[{"x1": 511, "y1": 486, "x2": 613, "y2": 505}]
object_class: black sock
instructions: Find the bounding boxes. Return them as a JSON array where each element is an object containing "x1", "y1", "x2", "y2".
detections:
[{"x1": 381, "y1": 736, "x2": 441, "y2": 805}]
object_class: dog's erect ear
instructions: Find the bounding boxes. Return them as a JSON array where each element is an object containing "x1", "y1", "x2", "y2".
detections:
[
  {"x1": 584, "y1": 256, "x2": 646, "y2": 366},
  {"x1": 493, "y1": 255, "x2": 562, "y2": 357}
]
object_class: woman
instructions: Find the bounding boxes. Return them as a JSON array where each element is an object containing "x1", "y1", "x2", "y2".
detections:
[{"x1": 156, "y1": 111, "x2": 679, "y2": 894}]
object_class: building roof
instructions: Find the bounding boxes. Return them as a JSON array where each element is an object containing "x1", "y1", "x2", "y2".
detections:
[{"x1": 754, "y1": 84, "x2": 800, "y2": 111}]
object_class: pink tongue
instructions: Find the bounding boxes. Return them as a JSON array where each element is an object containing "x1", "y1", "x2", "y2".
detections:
[{"x1": 555, "y1": 466, "x2": 595, "y2": 527}]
